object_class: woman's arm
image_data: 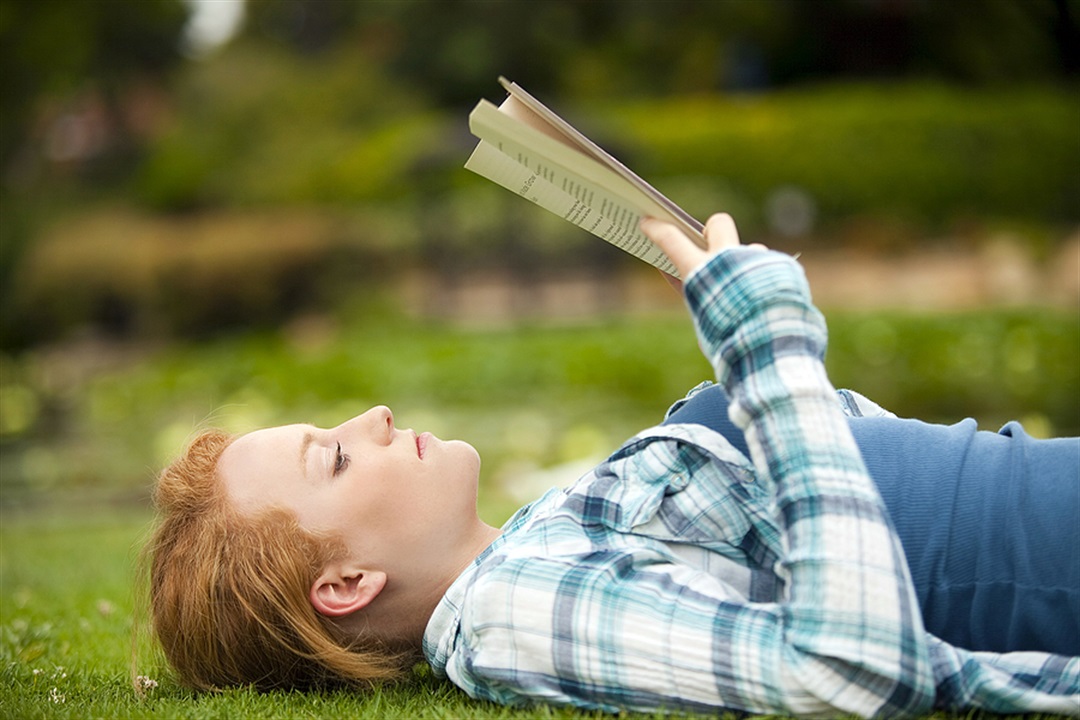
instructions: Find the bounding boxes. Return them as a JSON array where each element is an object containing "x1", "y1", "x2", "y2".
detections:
[{"x1": 643, "y1": 215, "x2": 936, "y2": 716}]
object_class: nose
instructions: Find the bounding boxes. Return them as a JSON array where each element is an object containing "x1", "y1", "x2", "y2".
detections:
[{"x1": 338, "y1": 406, "x2": 394, "y2": 442}]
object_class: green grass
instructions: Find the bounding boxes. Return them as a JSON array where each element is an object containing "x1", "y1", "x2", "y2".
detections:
[
  {"x1": 1, "y1": 510, "x2": 644, "y2": 720},
  {"x1": 1, "y1": 305, "x2": 1077, "y2": 717},
  {"x1": 1, "y1": 510, "x2": 1072, "y2": 719}
]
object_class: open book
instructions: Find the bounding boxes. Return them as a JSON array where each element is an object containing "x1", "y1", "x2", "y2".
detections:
[{"x1": 465, "y1": 77, "x2": 704, "y2": 278}]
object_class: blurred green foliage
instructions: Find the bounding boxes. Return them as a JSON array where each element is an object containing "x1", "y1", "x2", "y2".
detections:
[
  {"x1": 0, "y1": 0, "x2": 190, "y2": 350},
  {"x1": 6, "y1": 79, "x2": 1077, "y2": 347},
  {"x1": 240, "y1": 0, "x2": 1080, "y2": 103},
  {"x1": 133, "y1": 65, "x2": 1079, "y2": 222},
  {"x1": 2, "y1": 0, "x2": 1079, "y2": 349},
  {"x1": 601, "y1": 84, "x2": 1080, "y2": 228},
  {"x1": 0, "y1": 0, "x2": 187, "y2": 166},
  {"x1": 1, "y1": 306, "x2": 1076, "y2": 513},
  {"x1": 825, "y1": 310, "x2": 1080, "y2": 433},
  {"x1": 134, "y1": 40, "x2": 440, "y2": 210},
  {"x1": 0, "y1": 1, "x2": 1077, "y2": 515}
]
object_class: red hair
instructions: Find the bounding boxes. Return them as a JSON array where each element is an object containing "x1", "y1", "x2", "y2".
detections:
[{"x1": 140, "y1": 429, "x2": 410, "y2": 691}]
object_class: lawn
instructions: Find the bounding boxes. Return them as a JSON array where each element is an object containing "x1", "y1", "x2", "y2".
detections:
[
  {"x1": 1, "y1": 306, "x2": 1076, "y2": 718},
  {"x1": 0, "y1": 507, "x2": 665, "y2": 719},
  {"x1": 1, "y1": 509, "x2": 1072, "y2": 720}
]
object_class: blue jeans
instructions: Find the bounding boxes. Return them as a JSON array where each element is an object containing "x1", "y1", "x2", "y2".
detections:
[{"x1": 665, "y1": 385, "x2": 1080, "y2": 656}]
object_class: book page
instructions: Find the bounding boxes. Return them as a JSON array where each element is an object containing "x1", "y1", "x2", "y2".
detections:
[
  {"x1": 468, "y1": 100, "x2": 683, "y2": 276},
  {"x1": 498, "y1": 78, "x2": 704, "y2": 244},
  {"x1": 471, "y1": 99, "x2": 650, "y2": 209},
  {"x1": 465, "y1": 141, "x2": 678, "y2": 275},
  {"x1": 498, "y1": 94, "x2": 600, "y2": 162}
]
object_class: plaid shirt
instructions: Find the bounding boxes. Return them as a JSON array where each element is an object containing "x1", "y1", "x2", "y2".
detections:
[{"x1": 423, "y1": 249, "x2": 1079, "y2": 716}]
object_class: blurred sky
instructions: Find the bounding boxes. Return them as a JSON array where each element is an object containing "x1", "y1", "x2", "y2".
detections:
[{"x1": 183, "y1": 0, "x2": 245, "y2": 57}]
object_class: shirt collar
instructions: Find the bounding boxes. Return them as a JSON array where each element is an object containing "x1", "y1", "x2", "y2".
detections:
[{"x1": 421, "y1": 487, "x2": 565, "y2": 671}]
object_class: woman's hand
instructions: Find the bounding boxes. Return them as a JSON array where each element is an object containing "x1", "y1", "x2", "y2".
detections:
[{"x1": 642, "y1": 213, "x2": 761, "y2": 283}]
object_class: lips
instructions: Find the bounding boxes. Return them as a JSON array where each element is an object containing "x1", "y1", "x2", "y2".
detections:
[{"x1": 416, "y1": 432, "x2": 429, "y2": 459}]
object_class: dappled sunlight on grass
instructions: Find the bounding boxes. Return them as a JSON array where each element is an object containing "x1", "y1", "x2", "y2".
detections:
[{"x1": 1, "y1": 305, "x2": 1076, "y2": 521}]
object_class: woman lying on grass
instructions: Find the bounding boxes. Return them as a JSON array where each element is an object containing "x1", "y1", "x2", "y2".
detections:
[{"x1": 144, "y1": 213, "x2": 1079, "y2": 717}]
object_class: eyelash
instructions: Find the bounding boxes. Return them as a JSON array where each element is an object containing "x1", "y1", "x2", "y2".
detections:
[{"x1": 333, "y1": 442, "x2": 350, "y2": 475}]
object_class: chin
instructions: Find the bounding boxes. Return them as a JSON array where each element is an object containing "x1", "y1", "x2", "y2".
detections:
[
  {"x1": 440, "y1": 440, "x2": 482, "y2": 486},
  {"x1": 448, "y1": 439, "x2": 482, "y2": 469}
]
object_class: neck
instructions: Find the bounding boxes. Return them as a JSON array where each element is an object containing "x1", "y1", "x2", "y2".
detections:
[{"x1": 341, "y1": 521, "x2": 502, "y2": 649}]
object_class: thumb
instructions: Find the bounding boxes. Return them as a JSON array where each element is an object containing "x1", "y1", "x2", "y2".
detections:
[
  {"x1": 641, "y1": 217, "x2": 706, "y2": 279},
  {"x1": 702, "y1": 213, "x2": 741, "y2": 252}
]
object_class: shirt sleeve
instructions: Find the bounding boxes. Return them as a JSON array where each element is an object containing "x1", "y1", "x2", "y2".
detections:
[
  {"x1": 679, "y1": 249, "x2": 936, "y2": 716},
  {"x1": 836, "y1": 388, "x2": 898, "y2": 418}
]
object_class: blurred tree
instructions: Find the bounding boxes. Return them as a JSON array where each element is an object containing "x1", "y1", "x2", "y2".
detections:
[
  {"x1": 0, "y1": 0, "x2": 189, "y2": 348},
  {"x1": 0, "y1": 0, "x2": 189, "y2": 171},
  {"x1": 3, "y1": 0, "x2": 1077, "y2": 350},
  {"x1": 772, "y1": 0, "x2": 1079, "y2": 86},
  {"x1": 238, "y1": 0, "x2": 1078, "y2": 105}
]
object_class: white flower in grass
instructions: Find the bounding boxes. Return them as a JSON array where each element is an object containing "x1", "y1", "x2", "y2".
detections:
[
  {"x1": 136, "y1": 675, "x2": 159, "y2": 691},
  {"x1": 49, "y1": 687, "x2": 65, "y2": 703}
]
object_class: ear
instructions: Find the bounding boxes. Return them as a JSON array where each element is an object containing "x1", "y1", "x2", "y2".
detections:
[{"x1": 309, "y1": 564, "x2": 387, "y2": 618}]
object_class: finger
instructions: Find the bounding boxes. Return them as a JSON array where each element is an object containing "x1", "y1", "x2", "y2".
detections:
[
  {"x1": 702, "y1": 213, "x2": 741, "y2": 252},
  {"x1": 641, "y1": 217, "x2": 705, "y2": 277}
]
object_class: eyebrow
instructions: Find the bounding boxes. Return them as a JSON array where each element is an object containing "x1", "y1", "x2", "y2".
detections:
[{"x1": 299, "y1": 430, "x2": 316, "y2": 480}]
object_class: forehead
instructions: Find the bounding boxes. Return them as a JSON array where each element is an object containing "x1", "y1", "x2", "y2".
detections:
[{"x1": 217, "y1": 423, "x2": 310, "y2": 515}]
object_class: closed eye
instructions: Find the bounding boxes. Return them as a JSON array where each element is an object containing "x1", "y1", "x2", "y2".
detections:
[{"x1": 333, "y1": 442, "x2": 350, "y2": 476}]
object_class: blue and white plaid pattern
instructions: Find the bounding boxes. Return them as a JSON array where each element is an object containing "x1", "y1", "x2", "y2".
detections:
[{"x1": 423, "y1": 250, "x2": 1080, "y2": 717}]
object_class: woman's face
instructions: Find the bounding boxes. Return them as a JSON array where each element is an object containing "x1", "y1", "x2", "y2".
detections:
[{"x1": 217, "y1": 406, "x2": 484, "y2": 573}]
